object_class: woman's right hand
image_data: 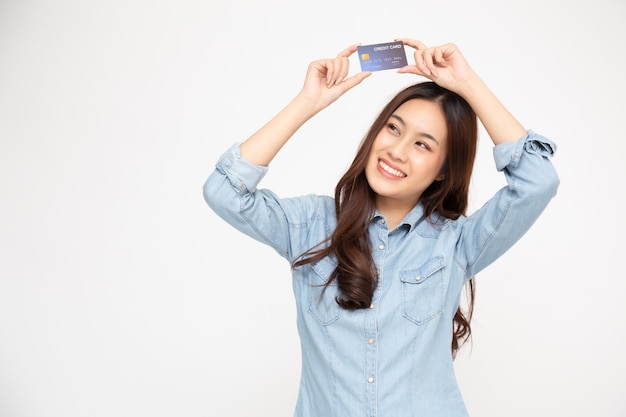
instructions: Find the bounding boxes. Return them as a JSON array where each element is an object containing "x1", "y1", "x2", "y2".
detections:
[
  {"x1": 297, "y1": 44, "x2": 371, "y2": 113},
  {"x1": 239, "y1": 45, "x2": 370, "y2": 166}
]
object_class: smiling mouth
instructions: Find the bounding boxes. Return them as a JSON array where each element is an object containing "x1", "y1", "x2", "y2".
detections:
[{"x1": 379, "y1": 159, "x2": 407, "y2": 178}]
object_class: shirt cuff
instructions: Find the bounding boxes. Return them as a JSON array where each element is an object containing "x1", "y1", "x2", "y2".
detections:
[
  {"x1": 215, "y1": 143, "x2": 269, "y2": 193},
  {"x1": 494, "y1": 130, "x2": 557, "y2": 172}
]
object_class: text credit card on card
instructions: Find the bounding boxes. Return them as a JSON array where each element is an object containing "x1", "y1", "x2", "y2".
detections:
[{"x1": 357, "y1": 41, "x2": 408, "y2": 72}]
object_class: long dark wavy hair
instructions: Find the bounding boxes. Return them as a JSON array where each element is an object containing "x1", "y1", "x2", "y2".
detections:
[{"x1": 293, "y1": 82, "x2": 478, "y2": 357}]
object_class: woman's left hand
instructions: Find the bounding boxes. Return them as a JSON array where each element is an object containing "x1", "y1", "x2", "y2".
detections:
[{"x1": 395, "y1": 39, "x2": 478, "y2": 94}]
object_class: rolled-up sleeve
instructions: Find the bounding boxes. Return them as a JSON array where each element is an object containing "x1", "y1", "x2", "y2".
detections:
[
  {"x1": 494, "y1": 130, "x2": 557, "y2": 172},
  {"x1": 203, "y1": 143, "x2": 334, "y2": 262},
  {"x1": 203, "y1": 143, "x2": 278, "y2": 249},
  {"x1": 459, "y1": 130, "x2": 560, "y2": 277},
  {"x1": 210, "y1": 143, "x2": 268, "y2": 193}
]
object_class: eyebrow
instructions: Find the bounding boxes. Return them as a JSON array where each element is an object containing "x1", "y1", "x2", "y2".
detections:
[{"x1": 390, "y1": 114, "x2": 440, "y2": 145}]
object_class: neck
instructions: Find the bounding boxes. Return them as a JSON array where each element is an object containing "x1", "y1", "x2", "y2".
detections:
[{"x1": 376, "y1": 198, "x2": 416, "y2": 230}]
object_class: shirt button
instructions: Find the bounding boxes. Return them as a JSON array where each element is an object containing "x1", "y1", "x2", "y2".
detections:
[
  {"x1": 368, "y1": 377, "x2": 374, "y2": 383},
  {"x1": 368, "y1": 338, "x2": 375, "y2": 344},
  {"x1": 415, "y1": 275, "x2": 422, "y2": 281},
  {"x1": 369, "y1": 304, "x2": 374, "y2": 309},
  {"x1": 375, "y1": 269, "x2": 380, "y2": 277},
  {"x1": 378, "y1": 244, "x2": 385, "y2": 250}
]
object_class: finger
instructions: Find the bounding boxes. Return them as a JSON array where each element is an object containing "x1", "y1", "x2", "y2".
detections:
[
  {"x1": 336, "y1": 43, "x2": 360, "y2": 58},
  {"x1": 415, "y1": 50, "x2": 430, "y2": 75},
  {"x1": 395, "y1": 38, "x2": 427, "y2": 51},
  {"x1": 422, "y1": 48, "x2": 437, "y2": 76},
  {"x1": 339, "y1": 71, "x2": 371, "y2": 93},
  {"x1": 396, "y1": 64, "x2": 419, "y2": 75},
  {"x1": 432, "y1": 48, "x2": 446, "y2": 65},
  {"x1": 326, "y1": 57, "x2": 348, "y2": 87},
  {"x1": 324, "y1": 58, "x2": 337, "y2": 86},
  {"x1": 335, "y1": 56, "x2": 350, "y2": 85},
  {"x1": 432, "y1": 47, "x2": 445, "y2": 66},
  {"x1": 308, "y1": 59, "x2": 330, "y2": 82}
]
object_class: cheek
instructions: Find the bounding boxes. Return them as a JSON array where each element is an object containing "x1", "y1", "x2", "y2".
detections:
[
  {"x1": 434, "y1": 159, "x2": 447, "y2": 179},
  {"x1": 372, "y1": 132, "x2": 394, "y2": 149},
  {"x1": 435, "y1": 155, "x2": 447, "y2": 171},
  {"x1": 411, "y1": 154, "x2": 445, "y2": 180},
  {"x1": 366, "y1": 139, "x2": 384, "y2": 165},
  {"x1": 365, "y1": 155, "x2": 378, "y2": 183}
]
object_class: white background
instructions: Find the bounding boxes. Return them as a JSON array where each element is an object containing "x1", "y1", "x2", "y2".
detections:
[{"x1": 1, "y1": 0, "x2": 625, "y2": 416}]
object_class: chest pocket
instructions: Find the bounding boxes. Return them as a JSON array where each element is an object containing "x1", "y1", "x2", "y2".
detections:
[
  {"x1": 400, "y1": 256, "x2": 446, "y2": 325},
  {"x1": 308, "y1": 257, "x2": 342, "y2": 326}
]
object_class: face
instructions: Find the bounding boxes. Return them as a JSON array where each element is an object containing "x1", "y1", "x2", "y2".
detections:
[{"x1": 365, "y1": 98, "x2": 448, "y2": 214}]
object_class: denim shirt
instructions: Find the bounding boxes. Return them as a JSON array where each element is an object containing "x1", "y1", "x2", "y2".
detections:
[{"x1": 203, "y1": 131, "x2": 559, "y2": 417}]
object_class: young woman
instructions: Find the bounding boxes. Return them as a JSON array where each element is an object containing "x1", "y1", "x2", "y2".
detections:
[{"x1": 203, "y1": 39, "x2": 559, "y2": 417}]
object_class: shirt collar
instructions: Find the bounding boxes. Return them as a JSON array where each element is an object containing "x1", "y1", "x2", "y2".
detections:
[{"x1": 373, "y1": 203, "x2": 426, "y2": 231}]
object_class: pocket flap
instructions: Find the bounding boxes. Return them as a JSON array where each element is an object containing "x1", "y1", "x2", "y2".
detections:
[
  {"x1": 400, "y1": 256, "x2": 445, "y2": 284},
  {"x1": 311, "y1": 257, "x2": 338, "y2": 286}
]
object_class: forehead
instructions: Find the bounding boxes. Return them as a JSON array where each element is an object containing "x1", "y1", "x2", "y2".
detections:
[
  {"x1": 393, "y1": 99, "x2": 447, "y2": 140},
  {"x1": 394, "y1": 99, "x2": 445, "y2": 123}
]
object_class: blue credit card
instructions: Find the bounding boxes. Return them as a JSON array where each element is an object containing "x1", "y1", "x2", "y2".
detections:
[{"x1": 357, "y1": 41, "x2": 408, "y2": 72}]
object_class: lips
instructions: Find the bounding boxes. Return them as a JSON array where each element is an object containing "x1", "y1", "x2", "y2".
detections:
[{"x1": 378, "y1": 159, "x2": 407, "y2": 178}]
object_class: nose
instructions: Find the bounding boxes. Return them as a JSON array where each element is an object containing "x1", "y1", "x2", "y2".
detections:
[{"x1": 389, "y1": 139, "x2": 409, "y2": 162}]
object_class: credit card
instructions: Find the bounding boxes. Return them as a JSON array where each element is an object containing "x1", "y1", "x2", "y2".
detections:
[{"x1": 357, "y1": 41, "x2": 408, "y2": 72}]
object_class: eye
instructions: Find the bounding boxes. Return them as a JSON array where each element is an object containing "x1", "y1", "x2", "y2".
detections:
[
  {"x1": 387, "y1": 123, "x2": 400, "y2": 135},
  {"x1": 415, "y1": 141, "x2": 431, "y2": 151}
]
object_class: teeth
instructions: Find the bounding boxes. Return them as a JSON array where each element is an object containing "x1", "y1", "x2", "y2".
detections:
[{"x1": 379, "y1": 160, "x2": 406, "y2": 178}]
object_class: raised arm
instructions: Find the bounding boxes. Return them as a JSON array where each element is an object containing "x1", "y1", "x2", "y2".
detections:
[
  {"x1": 240, "y1": 45, "x2": 371, "y2": 166},
  {"x1": 396, "y1": 39, "x2": 526, "y2": 145}
]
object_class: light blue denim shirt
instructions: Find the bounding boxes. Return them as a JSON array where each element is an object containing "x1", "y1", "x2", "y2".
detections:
[{"x1": 203, "y1": 131, "x2": 559, "y2": 417}]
